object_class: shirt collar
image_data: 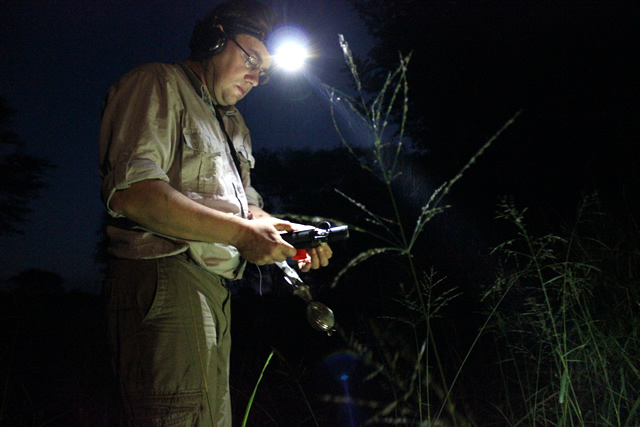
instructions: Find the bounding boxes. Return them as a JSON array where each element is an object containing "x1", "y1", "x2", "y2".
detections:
[{"x1": 177, "y1": 62, "x2": 238, "y2": 116}]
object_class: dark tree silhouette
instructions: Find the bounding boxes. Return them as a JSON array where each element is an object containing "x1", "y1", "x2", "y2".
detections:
[{"x1": 0, "y1": 97, "x2": 55, "y2": 236}]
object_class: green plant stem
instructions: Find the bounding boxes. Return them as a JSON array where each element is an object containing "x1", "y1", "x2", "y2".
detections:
[{"x1": 241, "y1": 350, "x2": 274, "y2": 427}]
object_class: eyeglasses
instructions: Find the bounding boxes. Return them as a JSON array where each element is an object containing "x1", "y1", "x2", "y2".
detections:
[{"x1": 230, "y1": 38, "x2": 270, "y2": 84}]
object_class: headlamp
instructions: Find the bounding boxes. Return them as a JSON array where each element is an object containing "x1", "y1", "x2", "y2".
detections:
[
  {"x1": 274, "y1": 42, "x2": 308, "y2": 71},
  {"x1": 267, "y1": 26, "x2": 310, "y2": 74}
]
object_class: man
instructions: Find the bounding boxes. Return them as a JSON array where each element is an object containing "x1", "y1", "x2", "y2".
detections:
[{"x1": 98, "y1": 1, "x2": 332, "y2": 425}]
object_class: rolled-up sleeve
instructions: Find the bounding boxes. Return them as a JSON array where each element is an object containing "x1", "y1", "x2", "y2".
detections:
[
  {"x1": 244, "y1": 184, "x2": 264, "y2": 209},
  {"x1": 99, "y1": 64, "x2": 182, "y2": 216}
]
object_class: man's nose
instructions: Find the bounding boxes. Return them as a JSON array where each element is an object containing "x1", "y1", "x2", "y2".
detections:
[{"x1": 245, "y1": 69, "x2": 260, "y2": 87}]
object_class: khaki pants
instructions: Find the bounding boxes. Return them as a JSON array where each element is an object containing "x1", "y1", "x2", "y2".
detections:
[{"x1": 105, "y1": 254, "x2": 232, "y2": 426}]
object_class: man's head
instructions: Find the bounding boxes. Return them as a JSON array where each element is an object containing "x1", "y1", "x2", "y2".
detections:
[{"x1": 188, "y1": 1, "x2": 278, "y2": 106}]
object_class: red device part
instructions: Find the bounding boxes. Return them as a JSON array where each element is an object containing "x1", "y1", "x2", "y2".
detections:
[{"x1": 292, "y1": 248, "x2": 308, "y2": 260}]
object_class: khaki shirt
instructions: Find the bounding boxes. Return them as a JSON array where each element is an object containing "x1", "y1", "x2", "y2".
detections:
[{"x1": 99, "y1": 62, "x2": 263, "y2": 279}]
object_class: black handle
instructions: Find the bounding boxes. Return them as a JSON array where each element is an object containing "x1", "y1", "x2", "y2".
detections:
[{"x1": 281, "y1": 225, "x2": 349, "y2": 249}]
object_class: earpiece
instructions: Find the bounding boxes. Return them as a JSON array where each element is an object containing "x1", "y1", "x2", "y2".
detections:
[
  {"x1": 189, "y1": 16, "x2": 267, "y2": 60},
  {"x1": 189, "y1": 20, "x2": 227, "y2": 58}
]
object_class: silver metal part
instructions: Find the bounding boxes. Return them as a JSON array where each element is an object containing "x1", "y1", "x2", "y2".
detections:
[
  {"x1": 307, "y1": 301, "x2": 336, "y2": 336},
  {"x1": 275, "y1": 261, "x2": 336, "y2": 336}
]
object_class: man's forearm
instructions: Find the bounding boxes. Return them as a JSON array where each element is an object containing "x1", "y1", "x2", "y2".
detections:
[
  {"x1": 110, "y1": 179, "x2": 246, "y2": 246},
  {"x1": 248, "y1": 204, "x2": 271, "y2": 219}
]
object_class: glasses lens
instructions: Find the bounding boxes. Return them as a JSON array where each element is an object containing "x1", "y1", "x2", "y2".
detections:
[
  {"x1": 245, "y1": 56, "x2": 257, "y2": 71},
  {"x1": 246, "y1": 56, "x2": 270, "y2": 84},
  {"x1": 233, "y1": 38, "x2": 270, "y2": 85}
]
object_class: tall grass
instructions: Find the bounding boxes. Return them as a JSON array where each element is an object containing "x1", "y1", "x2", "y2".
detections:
[
  {"x1": 321, "y1": 35, "x2": 520, "y2": 425},
  {"x1": 317, "y1": 35, "x2": 639, "y2": 426},
  {"x1": 483, "y1": 195, "x2": 640, "y2": 425}
]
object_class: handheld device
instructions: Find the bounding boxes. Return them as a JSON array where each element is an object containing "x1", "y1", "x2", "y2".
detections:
[{"x1": 281, "y1": 223, "x2": 349, "y2": 260}]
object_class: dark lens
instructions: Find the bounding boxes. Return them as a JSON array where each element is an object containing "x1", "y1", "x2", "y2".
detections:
[{"x1": 259, "y1": 69, "x2": 273, "y2": 85}]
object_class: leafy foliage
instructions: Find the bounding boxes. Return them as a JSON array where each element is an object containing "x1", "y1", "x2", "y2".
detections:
[{"x1": 0, "y1": 97, "x2": 54, "y2": 236}]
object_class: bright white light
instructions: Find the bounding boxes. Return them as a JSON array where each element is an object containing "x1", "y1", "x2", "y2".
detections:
[
  {"x1": 268, "y1": 25, "x2": 310, "y2": 74},
  {"x1": 275, "y1": 42, "x2": 308, "y2": 71}
]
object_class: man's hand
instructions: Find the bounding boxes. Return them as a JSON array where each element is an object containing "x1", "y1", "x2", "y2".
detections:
[
  {"x1": 297, "y1": 243, "x2": 333, "y2": 272},
  {"x1": 247, "y1": 205, "x2": 333, "y2": 270},
  {"x1": 284, "y1": 223, "x2": 333, "y2": 272},
  {"x1": 232, "y1": 217, "x2": 298, "y2": 265}
]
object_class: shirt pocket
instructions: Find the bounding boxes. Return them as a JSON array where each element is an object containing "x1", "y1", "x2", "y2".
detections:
[{"x1": 182, "y1": 131, "x2": 222, "y2": 196}]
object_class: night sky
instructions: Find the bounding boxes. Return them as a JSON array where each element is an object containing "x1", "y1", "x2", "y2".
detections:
[{"x1": 0, "y1": 0, "x2": 372, "y2": 292}]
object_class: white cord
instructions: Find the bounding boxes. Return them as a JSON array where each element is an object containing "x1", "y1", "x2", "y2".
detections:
[{"x1": 256, "y1": 264, "x2": 263, "y2": 295}]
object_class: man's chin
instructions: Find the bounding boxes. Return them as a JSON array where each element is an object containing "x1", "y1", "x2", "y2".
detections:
[{"x1": 219, "y1": 92, "x2": 245, "y2": 108}]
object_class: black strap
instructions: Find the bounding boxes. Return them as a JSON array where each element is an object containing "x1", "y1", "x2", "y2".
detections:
[{"x1": 212, "y1": 106, "x2": 242, "y2": 174}]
